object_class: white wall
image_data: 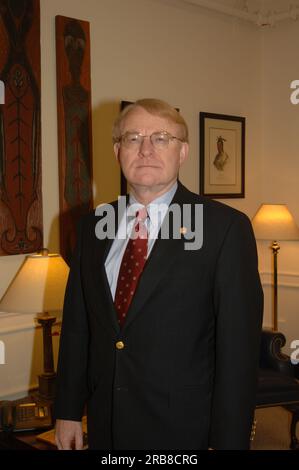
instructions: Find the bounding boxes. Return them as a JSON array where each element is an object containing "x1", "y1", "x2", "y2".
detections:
[{"x1": 0, "y1": 312, "x2": 61, "y2": 399}]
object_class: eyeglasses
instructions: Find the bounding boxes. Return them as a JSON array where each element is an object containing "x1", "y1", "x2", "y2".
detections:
[{"x1": 117, "y1": 131, "x2": 184, "y2": 149}]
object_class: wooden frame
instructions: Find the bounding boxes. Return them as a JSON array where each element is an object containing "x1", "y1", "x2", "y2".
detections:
[{"x1": 200, "y1": 112, "x2": 245, "y2": 198}]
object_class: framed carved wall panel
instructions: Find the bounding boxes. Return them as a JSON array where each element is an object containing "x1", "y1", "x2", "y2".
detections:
[
  {"x1": 0, "y1": 0, "x2": 43, "y2": 256},
  {"x1": 55, "y1": 15, "x2": 93, "y2": 266}
]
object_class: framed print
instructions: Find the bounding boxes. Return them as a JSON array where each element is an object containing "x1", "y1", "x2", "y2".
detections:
[{"x1": 200, "y1": 112, "x2": 245, "y2": 198}]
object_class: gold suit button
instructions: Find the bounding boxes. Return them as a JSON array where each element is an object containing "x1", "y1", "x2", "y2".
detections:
[{"x1": 116, "y1": 341, "x2": 125, "y2": 350}]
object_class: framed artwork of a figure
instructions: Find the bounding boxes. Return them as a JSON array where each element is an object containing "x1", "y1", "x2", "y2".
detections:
[{"x1": 200, "y1": 112, "x2": 245, "y2": 199}]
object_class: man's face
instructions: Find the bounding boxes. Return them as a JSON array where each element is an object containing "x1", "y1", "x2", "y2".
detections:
[{"x1": 114, "y1": 107, "x2": 189, "y2": 193}]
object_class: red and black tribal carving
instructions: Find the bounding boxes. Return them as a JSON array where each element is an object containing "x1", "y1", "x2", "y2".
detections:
[
  {"x1": 0, "y1": 0, "x2": 43, "y2": 255},
  {"x1": 56, "y1": 15, "x2": 93, "y2": 265}
]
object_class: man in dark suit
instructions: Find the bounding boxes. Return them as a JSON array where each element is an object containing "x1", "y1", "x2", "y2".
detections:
[{"x1": 54, "y1": 99, "x2": 263, "y2": 450}]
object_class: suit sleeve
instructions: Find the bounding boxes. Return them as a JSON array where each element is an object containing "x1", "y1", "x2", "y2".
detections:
[
  {"x1": 53, "y1": 218, "x2": 89, "y2": 421},
  {"x1": 209, "y1": 212, "x2": 263, "y2": 449}
]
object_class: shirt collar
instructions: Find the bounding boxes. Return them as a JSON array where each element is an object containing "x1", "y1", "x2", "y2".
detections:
[{"x1": 128, "y1": 181, "x2": 178, "y2": 225}]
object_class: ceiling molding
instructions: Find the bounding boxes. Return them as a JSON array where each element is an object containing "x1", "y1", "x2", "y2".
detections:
[{"x1": 181, "y1": 0, "x2": 299, "y2": 27}]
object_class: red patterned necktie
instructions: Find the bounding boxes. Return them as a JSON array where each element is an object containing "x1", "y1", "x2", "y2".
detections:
[{"x1": 114, "y1": 207, "x2": 148, "y2": 327}]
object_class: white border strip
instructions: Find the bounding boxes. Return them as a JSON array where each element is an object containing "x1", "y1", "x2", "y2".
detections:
[
  {"x1": 0, "y1": 311, "x2": 62, "y2": 335},
  {"x1": 260, "y1": 271, "x2": 299, "y2": 289}
]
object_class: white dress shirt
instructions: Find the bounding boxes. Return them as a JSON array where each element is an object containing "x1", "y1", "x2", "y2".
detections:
[{"x1": 105, "y1": 181, "x2": 178, "y2": 300}]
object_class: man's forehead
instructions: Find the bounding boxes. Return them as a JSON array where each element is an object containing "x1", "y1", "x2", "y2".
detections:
[{"x1": 121, "y1": 107, "x2": 178, "y2": 132}]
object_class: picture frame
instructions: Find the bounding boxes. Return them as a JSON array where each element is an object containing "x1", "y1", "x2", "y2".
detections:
[{"x1": 199, "y1": 112, "x2": 245, "y2": 198}]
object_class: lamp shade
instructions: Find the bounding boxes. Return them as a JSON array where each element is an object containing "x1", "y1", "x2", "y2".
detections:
[
  {"x1": 0, "y1": 252, "x2": 69, "y2": 314},
  {"x1": 252, "y1": 204, "x2": 299, "y2": 241}
]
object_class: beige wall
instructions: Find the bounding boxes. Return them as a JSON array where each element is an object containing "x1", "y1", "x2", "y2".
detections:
[{"x1": 259, "y1": 20, "x2": 299, "y2": 351}]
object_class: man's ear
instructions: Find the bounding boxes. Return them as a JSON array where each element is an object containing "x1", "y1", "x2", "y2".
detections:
[
  {"x1": 114, "y1": 143, "x2": 120, "y2": 162},
  {"x1": 179, "y1": 142, "x2": 189, "y2": 165}
]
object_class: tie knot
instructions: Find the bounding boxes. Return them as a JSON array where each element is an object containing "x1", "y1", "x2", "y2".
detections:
[{"x1": 136, "y1": 207, "x2": 148, "y2": 223}]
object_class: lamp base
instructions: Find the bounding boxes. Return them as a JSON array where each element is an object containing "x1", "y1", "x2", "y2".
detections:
[
  {"x1": 38, "y1": 373, "x2": 56, "y2": 401},
  {"x1": 36, "y1": 312, "x2": 57, "y2": 401},
  {"x1": 271, "y1": 241, "x2": 280, "y2": 331}
]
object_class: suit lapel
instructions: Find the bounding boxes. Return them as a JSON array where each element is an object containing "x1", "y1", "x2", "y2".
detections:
[
  {"x1": 91, "y1": 183, "x2": 194, "y2": 333},
  {"x1": 123, "y1": 182, "x2": 189, "y2": 331},
  {"x1": 91, "y1": 196, "x2": 128, "y2": 334},
  {"x1": 123, "y1": 236, "x2": 184, "y2": 330}
]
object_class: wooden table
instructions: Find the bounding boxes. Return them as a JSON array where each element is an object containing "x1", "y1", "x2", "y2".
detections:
[{"x1": 0, "y1": 429, "x2": 55, "y2": 450}]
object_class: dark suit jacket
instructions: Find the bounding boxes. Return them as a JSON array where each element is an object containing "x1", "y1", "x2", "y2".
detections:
[{"x1": 54, "y1": 181, "x2": 263, "y2": 450}]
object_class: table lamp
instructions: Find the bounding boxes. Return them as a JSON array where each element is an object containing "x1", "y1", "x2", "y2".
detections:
[
  {"x1": 0, "y1": 249, "x2": 69, "y2": 401},
  {"x1": 252, "y1": 204, "x2": 299, "y2": 331}
]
